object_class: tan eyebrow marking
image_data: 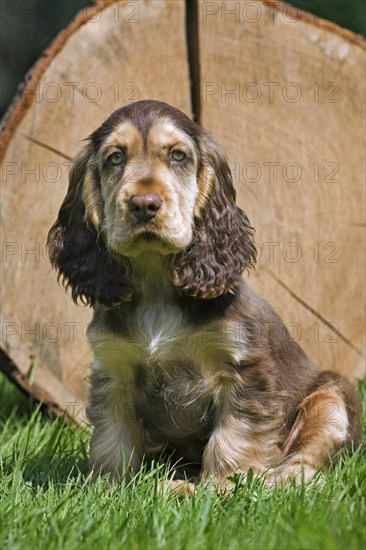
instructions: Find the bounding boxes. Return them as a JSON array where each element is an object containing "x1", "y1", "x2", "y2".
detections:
[
  {"x1": 103, "y1": 122, "x2": 143, "y2": 156},
  {"x1": 147, "y1": 122, "x2": 196, "y2": 154}
]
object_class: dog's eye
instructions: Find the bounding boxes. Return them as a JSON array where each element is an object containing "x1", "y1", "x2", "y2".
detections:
[
  {"x1": 108, "y1": 150, "x2": 125, "y2": 166},
  {"x1": 170, "y1": 149, "x2": 186, "y2": 162}
]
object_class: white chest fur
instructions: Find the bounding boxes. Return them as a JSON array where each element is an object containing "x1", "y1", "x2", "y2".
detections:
[{"x1": 135, "y1": 292, "x2": 185, "y2": 355}]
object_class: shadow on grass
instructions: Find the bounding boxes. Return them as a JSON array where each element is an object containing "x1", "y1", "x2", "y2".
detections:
[
  {"x1": 1, "y1": 374, "x2": 90, "y2": 488},
  {"x1": 1, "y1": 424, "x2": 90, "y2": 488},
  {"x1": 0, "y1": 372, "x2": 33, "y2": 422}
]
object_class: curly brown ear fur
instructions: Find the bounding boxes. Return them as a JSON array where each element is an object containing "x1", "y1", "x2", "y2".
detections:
[
  {"x1": 171, "y1": 136, "x2": 256, "y2": 299},
  {"x1": 47, "y1": 146, "x2": 134, "y2": 307}
]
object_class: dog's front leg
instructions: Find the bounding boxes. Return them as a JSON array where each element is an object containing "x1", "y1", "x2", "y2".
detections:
[
  {"x1": 87, "y1": 371, "x2": 145, "y2": 481},
  {"x1": 202, "y1": 409, "x2": 281, "y2": 489}
]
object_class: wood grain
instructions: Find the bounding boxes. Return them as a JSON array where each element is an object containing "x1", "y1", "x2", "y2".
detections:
[{"x1": 198, "y1": 0, "x2": 365, "y2": 379}]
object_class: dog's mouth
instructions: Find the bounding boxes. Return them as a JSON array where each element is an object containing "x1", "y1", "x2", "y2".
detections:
[
  {"x1": 137, "y1": 231, "x2": 159, "y2": 241},
  {"x1": 130, "y1": 229, "x2": 178, "y2": 254},
  {"x1": 110, "y1": 217, "x2": 184, "y2": 256},
  {"x1": 133, "y1": 226, "x2": 162, "y2": 242}
]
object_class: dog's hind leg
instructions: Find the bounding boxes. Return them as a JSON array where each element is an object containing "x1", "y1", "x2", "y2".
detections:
[{"x1": 267, "y1": 371, "x2": 361, "y2": 486}]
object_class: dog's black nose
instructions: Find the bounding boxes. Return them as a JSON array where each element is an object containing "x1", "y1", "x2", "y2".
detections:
[{"x1": 128, "y1": 193, "x2": 162, "y2": 221}]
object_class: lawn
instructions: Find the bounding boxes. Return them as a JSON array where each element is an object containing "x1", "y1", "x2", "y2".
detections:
[{"x1": 0, "y1": 373, "x2": 365, "y2": 550}]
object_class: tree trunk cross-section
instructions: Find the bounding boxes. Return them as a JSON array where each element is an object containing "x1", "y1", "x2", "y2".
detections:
[{"x1": 0, "y1": 0, "x2": 365, "y2": 422}]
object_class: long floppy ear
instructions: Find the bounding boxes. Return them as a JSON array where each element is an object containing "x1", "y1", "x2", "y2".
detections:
[
  {"x1": 47, "y1": 145, "x2": 134, "y2": 307},
  {"x1": 171, "y1": 135, "x2": 256, "y2": 299}
]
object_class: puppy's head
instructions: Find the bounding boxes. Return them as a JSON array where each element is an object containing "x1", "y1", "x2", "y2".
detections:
[{"x1": 47, "y1": 100, "x2": 256, "y2": 306}]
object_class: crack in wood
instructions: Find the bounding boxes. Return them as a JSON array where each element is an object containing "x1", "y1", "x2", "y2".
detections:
[
  {"x1": 264, "y1": 268, "x2": 365, "y2": 358},
  {"x1": 186, "y1": 0, "x2": 201, "y2": 123},
  {"x1": 22, "y1": 134, "x2": 72, "y2": 161}
]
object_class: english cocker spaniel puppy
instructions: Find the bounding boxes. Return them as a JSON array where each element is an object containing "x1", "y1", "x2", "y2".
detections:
[{"x1": 48, "y1": 100, "x2": 361, "y2": 488}]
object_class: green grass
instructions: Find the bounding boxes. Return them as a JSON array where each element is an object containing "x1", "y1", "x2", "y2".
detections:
[{"x1": 0, "y1": 374, "x2": 365, "y2": 550}]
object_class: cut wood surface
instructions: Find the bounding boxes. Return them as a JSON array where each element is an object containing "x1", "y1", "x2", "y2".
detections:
[
  {"x1": 198, "y1": 1, "x2": 365, "y2": 379},
  {"x1": 1, "y1": 0, "x2": 365, "y2": 421}
]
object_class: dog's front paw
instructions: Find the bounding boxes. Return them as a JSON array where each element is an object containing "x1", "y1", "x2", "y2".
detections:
[
  {"x1": 265, "y1": 459, "x2": 321, "y2": 488},
  {"x1": 158, "y1": 479, "x2": 197, "y2": 495}
]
